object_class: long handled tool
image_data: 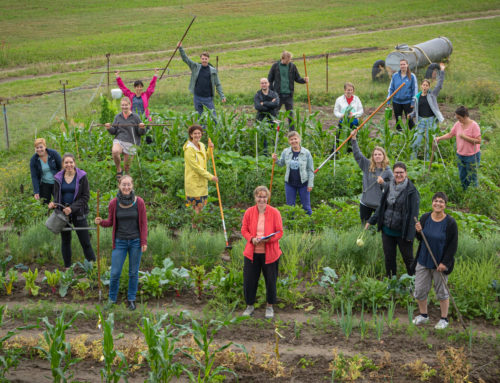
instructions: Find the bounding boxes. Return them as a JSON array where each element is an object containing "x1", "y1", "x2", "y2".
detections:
[
  {"x1": 159, "y1": 16, "x2": 196, "y2": 80},
  {"x1": 208, "y1": 138, "x2": 232, "y2": 250},
  {"x1": 303, "y1": 54, "x2": 312, "y2": 114},
  {"x1": 314, "y1": 82, "x2": 406, "y2": 174},
  {"x1": 413, "y1": 217, "x2": 466, "y2": 330},
  {"x1": 96, "y1": 190, "x2": 102, "y2": 302},
  {"x1": 269, "y1": 122, "x2": 281, "y2": 201}
]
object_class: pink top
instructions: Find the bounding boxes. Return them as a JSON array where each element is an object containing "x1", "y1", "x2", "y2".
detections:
[
  {"x1": 254, "y1": 213, "x2": 266, "y2": 253},
  {"x1": 450, "y1": 120, "x2": 481, "y2": 156}
]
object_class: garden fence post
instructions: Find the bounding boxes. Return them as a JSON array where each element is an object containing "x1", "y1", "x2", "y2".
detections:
[
  {"x1": 1, "y1": 100, "x2": 9, "y2": 150},
  {"x1": 106, "y1": 53, "x2": 111, "y2": 95},
  {"x1": 60, "y1": 80, "x2": 68, "y2": 121},
  {"x1": 326, "y1": 53, "x2": 329, "y2": 93}
]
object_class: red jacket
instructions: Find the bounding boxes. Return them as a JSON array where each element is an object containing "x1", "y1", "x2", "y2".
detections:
[
  {"x1": 241, "y1": 205, "x2": 283, "y2": 264},
  {"x1": 99, "y1": 197, "x2": 148, "y2": 249},
  {"x1": 116, "y1": 76, "x2": 157, "y2": 121}
]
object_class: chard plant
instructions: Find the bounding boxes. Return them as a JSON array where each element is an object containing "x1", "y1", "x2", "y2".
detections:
[
  {"x1": 22, "y1": 268, "x2": 39, "y2": 296},
  {"x1": 43, "y1": 270, "x2": 61, "y2": 295},
  {"x1": 190, "y1": 265, "x2": 206, "y2": 299},
  {"x1": 97, "y1": 307, "x2": 129, "y2": 383},
  {"x1": 3, "y1": 269, "x2": 18, "y2": 295},
  {"x1": 37, "y1": 311, "x2": 83, "y2": 383}
]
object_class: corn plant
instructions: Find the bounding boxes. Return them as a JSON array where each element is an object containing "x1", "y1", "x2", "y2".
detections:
[
  {"x1": 43, "y1": 270, "x2": 61, "y2": 295},
  {"x1": 37, "y1": 311, "x2": 83, "y2": 383},
  {"x1": 140, "y1": 313, "x2": 186, "y2": 383},
  {"x1": 97, "y1": 307, "x2": 129, "y2": 383},
  {"x1": 3, "y1": 269, "x2": 18, "y2": 295},
  {"x1": 181, "y1": 316, "x2": 247, "y2": 383},
  {"x1": 22, "y1": 268, "x2": 39, "y2": 296}
]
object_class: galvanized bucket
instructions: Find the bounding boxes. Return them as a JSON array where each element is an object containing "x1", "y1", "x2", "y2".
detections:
[{"x1": 45, "y1": 209, "x2": 70, "y2": 234}]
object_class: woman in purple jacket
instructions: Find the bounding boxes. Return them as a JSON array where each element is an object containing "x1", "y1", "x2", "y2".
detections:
[{"x1": 48, "y1": 153, "x2": 96, "y2": 268}]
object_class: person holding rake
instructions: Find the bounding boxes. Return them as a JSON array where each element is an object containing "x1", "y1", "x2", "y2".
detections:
[
  {"x1": 105, "y1": 97, "x2": 145, "y2": 180},
  {"x1": 412, "y1": 192, "x2": 458, "y2": 329}
]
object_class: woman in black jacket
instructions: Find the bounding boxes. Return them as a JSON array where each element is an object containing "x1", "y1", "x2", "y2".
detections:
[
  {"x1": 365, "y1": 162, "x2": 420, "y2": 277},
  {"x1": 48, "y1": 153, "x2": 96, "y2": 268},
  {"x1": 412, "y1": 192, "x2": 458, "y2": 330}
]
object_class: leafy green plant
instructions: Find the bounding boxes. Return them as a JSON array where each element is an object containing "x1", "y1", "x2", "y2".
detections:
[
  {"x1": 37, "y1": 311, "x2": 83, "y2": 383},
  {"x1": 22, "y1": 268, "x2": 39, "y2": 296},
  {"x1": 43, "y1": 270, "x2": 62, "y2": 295},
  {"x1": 190, "y1": 265, "x2": 206, "y2": 299},
  {"x1": 97, "y1": 307, "x2": 129, "y2": 383},
  {"x1": 59, "y1": 267, "x2": 77, "y2": 298},
  {"x1": 2, "y1": 269, "x2": 17, "y2": 295},
  {"x1": 338, "y1": 300, "x2": 354, "y2": 340}
]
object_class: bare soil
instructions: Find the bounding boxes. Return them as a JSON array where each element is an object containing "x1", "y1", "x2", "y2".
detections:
[{"x1": 1, "y1": 283, "x2": 499, "y2": 382}]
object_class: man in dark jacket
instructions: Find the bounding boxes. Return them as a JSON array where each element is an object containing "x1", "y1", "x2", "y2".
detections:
[
  {"x1": 254, "y1": 78, "x2": 280, "y2": 123},
  {"x1": 268, "y1": 51, "x2": 308, "y2": 130}
]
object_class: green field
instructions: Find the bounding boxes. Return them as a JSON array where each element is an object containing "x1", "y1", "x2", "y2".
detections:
[{"x1": 0, "y1": 2, "x2": 499, "y2": 382}]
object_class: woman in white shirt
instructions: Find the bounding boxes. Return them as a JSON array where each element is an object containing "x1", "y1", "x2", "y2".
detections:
[{"x1": 333, "y1": 82, "x2": 364, "y2": 152}]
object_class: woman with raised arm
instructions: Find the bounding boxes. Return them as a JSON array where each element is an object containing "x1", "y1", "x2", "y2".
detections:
[
  {"x1": 351, "y1": 130, "x2": 393, "y2": 223},
  {"x1": 411, "y1": 63, "x2": 446, "y2": 159},
  {"x1": 48, "y1": 153, "x2": 96, "y2": 268},
  {"x1": 241, "y1": 186, "x2": 283, "y2": 320},
  {"x1": 435, "y1": 106, "x2": 481, "y2": 190},
  {"x1": 115, "y1": 69, "x2": 158, "y2": 120},
  {"x1": 95, "y1": 175, "x2": 147, "y2": 311}
]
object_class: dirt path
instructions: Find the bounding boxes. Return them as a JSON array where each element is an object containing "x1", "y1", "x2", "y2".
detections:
[{"x1": 1, "y1": 12, "x2": 498, "y2": 87}]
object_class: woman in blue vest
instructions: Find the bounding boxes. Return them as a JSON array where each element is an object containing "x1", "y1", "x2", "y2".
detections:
[{"x1": 388, "y1": 59, "x2": 418, "y2": 130}]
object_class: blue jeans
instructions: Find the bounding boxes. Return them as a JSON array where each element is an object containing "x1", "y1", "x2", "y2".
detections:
[
  {"x1": 457, "y1": 152, "x2": 480, "y2": 190},
  {"x1": 193, "y1": 95, "x2": 217, "y2": 120},
  {"x1": 285, "y1": 182, "x2": 312, "y2": 215},
  {"x1": 109, "y1": 238, "x2": 142, "y2": 302},
  {"x1": 411, "y1": 117, "x2": 435, "y2": 160}
]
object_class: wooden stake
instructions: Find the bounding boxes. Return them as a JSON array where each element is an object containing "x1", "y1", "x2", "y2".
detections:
[
  {"x1": 96, "y1": 190, "x2": 102, "y2": 302},
  {"x1": 303, "y1": 54, "x2": 311, "y2": 114}
]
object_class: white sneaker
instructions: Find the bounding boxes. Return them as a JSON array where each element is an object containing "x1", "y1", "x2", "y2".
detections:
[
  {"x1": 434, "y1": 319, "x2": 449, "y2": 330},
  {"x1": 412, "y1": 314, "x2": 429, "y2": 325},
  {"x1": 265, "y1": 306, "x2": 274, "y2": 319},
  {"x1": 242, "y1": 305, "x2": 254, "y2": 317}
]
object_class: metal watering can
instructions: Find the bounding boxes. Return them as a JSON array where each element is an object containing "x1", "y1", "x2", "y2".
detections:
[{"x1": 45, "y1": 203, "x2": 96, "y2": 234}]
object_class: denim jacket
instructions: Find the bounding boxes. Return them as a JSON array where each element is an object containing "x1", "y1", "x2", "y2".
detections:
[{"x1": 276, "y1": 147, "x2": 314, "y2": 188}]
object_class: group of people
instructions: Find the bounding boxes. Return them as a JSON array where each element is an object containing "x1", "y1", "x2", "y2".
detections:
[{"x1": 28, "y1": 51, "x2": 481, "y2": 325}]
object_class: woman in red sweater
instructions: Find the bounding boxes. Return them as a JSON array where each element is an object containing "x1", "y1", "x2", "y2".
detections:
[
  {"x1": 95, "y1": 175, "x2": 147, "y2": 310},
  {"x1": 241, "y1": 186, "x2": 283, "y2": 319}
]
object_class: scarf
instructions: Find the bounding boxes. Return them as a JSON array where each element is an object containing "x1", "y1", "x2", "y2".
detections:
[
  {"x1": 387, "y1": 178, "x2": 408, "y2": 205},
  {"x1": 117, "y1": 190, "x2": 135, "y2": 206},
  {"x1": 346, "y1": 95, "x2": 354, "y2": 105}
]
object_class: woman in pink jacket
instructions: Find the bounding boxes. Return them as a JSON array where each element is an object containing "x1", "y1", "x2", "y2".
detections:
[
  {"x1": 115, "y1": 69, "x2": 158, "y2": 121},
  {"x1": 241, "y1": 186, "x2": 283, "y2": 319}
]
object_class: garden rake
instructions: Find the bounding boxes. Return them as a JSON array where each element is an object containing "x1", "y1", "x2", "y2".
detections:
[{"x1": 208, "y1": 138, "x2": 232, "y2": 251}]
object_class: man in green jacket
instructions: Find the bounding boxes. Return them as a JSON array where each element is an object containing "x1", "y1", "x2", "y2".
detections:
[{"x1": 178, "y1": 43, "x2": 226, "y2": 120}]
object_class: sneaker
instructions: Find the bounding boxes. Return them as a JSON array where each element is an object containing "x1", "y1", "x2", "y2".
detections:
[
  {"x1": 434, "y1": 319, "x2": 449, "y2": 330},
  {"x1": 265, "y1": 306, "x2": 274, "y2": 319},
  {"x1": 127, "y1": 300, "x2": 136, "y2": 311},
  {"x1": 242, "y1": 305, "x2": 254, "y2": 317},
  {"x1": 412, "y1": 314, "x2": 429, "y2": 325}
]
